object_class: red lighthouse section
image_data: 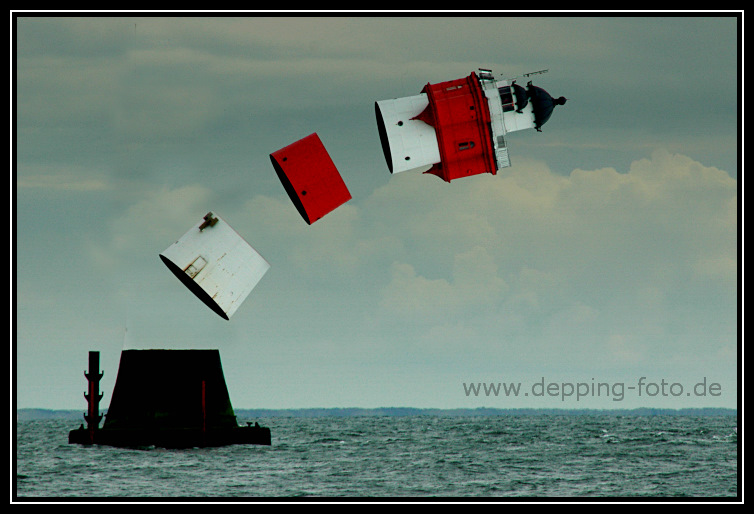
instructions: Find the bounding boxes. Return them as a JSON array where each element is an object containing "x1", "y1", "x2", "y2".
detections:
[
  {"x1": 270, "y1": 133, "x2": 352, "y2": 224},
  {"x1": 414, "y1": 72, "x2": 497, "y2": 182}
]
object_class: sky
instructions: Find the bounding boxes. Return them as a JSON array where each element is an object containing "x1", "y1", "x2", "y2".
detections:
[{"x1": 14, "y1": 14, "x2": 740, "y2": 411}]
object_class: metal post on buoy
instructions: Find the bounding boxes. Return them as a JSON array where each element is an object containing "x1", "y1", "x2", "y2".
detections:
[{"x1": 83, "y1": 351, "x2": 103, "y2": 444}]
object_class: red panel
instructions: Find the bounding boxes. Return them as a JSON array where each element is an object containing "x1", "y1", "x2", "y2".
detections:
[
  {"x1": 416, "y1": 72, "x2": 496, "y2": 182},
  {"x1": 270, "y1": 133, "x2": 352, "y2": 224}
]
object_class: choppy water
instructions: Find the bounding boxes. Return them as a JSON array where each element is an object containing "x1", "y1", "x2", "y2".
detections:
[{"x1": 15, "y1": 416, "x2": 738, "y2": 499}]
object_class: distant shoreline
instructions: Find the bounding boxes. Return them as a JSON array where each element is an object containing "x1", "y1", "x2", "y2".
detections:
[{"x1": 16, "y1": 407, "x2": 738, "y2": 422}]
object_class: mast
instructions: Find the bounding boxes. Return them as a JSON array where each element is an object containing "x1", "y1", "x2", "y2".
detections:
[{"x1": 83, "y1": 351, "x2": 103, "y2": 443}]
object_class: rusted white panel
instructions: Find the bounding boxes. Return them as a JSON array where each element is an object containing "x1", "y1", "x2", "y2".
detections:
[{"x1": 160, "y1": 212, "x2": 270, "y2": 320}]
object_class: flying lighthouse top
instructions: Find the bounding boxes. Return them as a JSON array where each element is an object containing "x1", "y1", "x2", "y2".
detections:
[{"x1": 375, "y1": 69, "x2": 566, "y2": 182}]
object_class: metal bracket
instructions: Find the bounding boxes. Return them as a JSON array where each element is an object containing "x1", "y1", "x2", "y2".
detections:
[{"x1": 199, "y1": 212, "x2": 219, "y2": 231}]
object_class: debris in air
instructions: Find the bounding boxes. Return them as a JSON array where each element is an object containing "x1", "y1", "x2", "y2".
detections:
[
  {"x1": 159, "y1": 212, "x2": 270, "y2": 320},
  {"x1": 270, "y1": 132, "x2": 352, "y2": 225},
  {"x1": 375, "y1": 69, "x2": 566, "y2": 182}
]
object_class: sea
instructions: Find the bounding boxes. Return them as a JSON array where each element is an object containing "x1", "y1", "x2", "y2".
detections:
[{"x1": 15, "y1": 415, "x2": 739, "y2": 500}]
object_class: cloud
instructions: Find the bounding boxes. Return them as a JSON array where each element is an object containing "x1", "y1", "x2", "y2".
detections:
[
  {"x1": 245, "y1": 148, "x2": 736, "y2": 335},
  {"x1": 87, "y1": 148, "x2": 737, "y2": 313},
  {"x1": 358, "y1": 149, "x2": 736, "y2": 363},
  {"x1": 78, "y1": 143, "x2": 737, "y2": 377},
  {"x1": 241, "y1": 194, "x2": 402, "y2": 283},
  {"x1": 85, "y1": 183, "x2": 217, "y2": 272},
  {"x1": 17, "y1": 173, "x2": 110, "y2": 192},
  {"x1": 379, "y1": 246, "x2": 508, "y2": 323},
  {"x1": 606, "y1": 334, "x2": 646, "y2": 364},
  {"x1": 693, "y1": 256, "x2": 737, "y2": 283}
]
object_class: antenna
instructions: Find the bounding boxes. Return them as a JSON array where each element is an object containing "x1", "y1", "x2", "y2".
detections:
[
  {"x1": 122, "y1": 318, "x2": 130, "y2": 349},
  {"x1": 477, "y1": 68, "x2": 549, "y2": 83}
]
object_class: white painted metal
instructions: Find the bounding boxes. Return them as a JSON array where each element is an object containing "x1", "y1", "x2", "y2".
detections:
[
  {"x1": 160, "y1": 212, "x2": 270, "y2": 320},
  {"x1": 481, "y1": 77, "x2": 537, "y2": 170},
  {"x1": 498, "y1": 79, "x2": 536, "y2": 134},
  {"x1": 375, "y1": 94, "x2": 441, "y2": 174},
  {"x1": 495, "y1": 135, "x2": 511, "y2": 168},
  {"x1": 377, "y1": 71, "x2": 544, "y2": 178},
  {"x1": 481, "y1": 78, "x2": 511, "y2": 170}
]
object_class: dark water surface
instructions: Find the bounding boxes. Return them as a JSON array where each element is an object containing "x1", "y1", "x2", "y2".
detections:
[{"x1": 15, "y1": 416, "x2": 738, "y2": 499}]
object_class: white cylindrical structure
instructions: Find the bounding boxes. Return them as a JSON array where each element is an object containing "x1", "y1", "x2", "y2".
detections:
[
  {"x1": 160, "y1": 212, "x2": 270, "y2": 320},
  {"x1": 375, "y1": 94, "x2": 441, "y2": 175},
  {"x1": 375, "y1": 70, "x2": 564, "y2": 182}
]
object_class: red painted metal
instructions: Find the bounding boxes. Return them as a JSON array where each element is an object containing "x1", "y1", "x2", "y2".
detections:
[
  {"x1": 270, "y1": 133, "x2": 352, "y2": 224},
  {"x1": 413, "y1": 72, "x2": 497, "y2": 182},
  {"x1": 87, "y1": 379, "x2": 95, "y2": 443}
]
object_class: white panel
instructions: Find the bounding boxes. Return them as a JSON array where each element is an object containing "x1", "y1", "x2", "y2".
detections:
[
  {"x1": 499, "y1": 79, "x2": 536, "y2": 133},
  {"x1": 160, "y1": 212, "x2": 270, "y2": 320},
  {"x1": 496, "y1": 141, "x2": 511, "y2": 169},
  {"x1": 482, "y1": 79, "x2": 509, "y2": 170},
  {"x1": 376, "y1": 94, "x2": 441, "y2": 174},
  {"x1": 502, "y1": 107, "x2": 536, "y2": 133}
]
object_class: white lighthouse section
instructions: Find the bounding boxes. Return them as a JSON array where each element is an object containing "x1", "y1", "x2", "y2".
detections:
[
  {"x1": 500, "y1": 81, "x2": 536, "y2": 133},
  {"x1": 481, "y1": 77, "x2": 537, "y2": 170},
  {"x1": 160, "y1": 212, "x2": 270, "y2": 320},
  {"x1": 375, "y1": 94, "x2": 441, "y2": 175},
  {"x1": 481, "y1": 78, "x2": 511, "y2": 169}
]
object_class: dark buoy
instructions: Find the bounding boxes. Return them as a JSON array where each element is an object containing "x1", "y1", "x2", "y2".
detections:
[{"x1": 68, "y1": 349, "x2": 270, "y2": 448}]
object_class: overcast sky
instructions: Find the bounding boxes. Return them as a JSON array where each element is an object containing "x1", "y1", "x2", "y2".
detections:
[{"x1": 14, "y1": 14, "x2": 739, "y2": 411}]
